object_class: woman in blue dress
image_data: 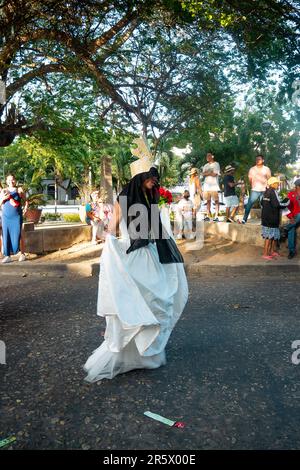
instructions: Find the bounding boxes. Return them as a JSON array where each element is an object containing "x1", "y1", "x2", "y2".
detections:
[{"x1": 0, "y1": 174, "x2": 27, "y2": 263}]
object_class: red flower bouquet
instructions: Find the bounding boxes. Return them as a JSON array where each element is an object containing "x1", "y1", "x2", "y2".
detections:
[{"x1": 158, "y1": 187, "x2": 172, "y2": 207}]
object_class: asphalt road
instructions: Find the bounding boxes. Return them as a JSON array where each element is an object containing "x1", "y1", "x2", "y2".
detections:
[{"x1": 1, "y1": 269, "x2": 300, "y2": 450}]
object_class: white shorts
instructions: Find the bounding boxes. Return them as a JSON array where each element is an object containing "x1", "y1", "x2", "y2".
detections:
[{"x1": 225, "y1": 195, "x2": 239, "y2": 208}]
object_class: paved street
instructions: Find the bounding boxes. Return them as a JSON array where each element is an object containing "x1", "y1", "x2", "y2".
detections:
[{"x1": 1, "y1": 269, "x2": 300, "y2": 450}]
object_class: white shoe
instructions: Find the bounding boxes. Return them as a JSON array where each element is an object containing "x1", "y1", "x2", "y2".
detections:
[
  {"x1": 18, "y1": 253, "x2": 26, "y2": 262},
  {"x1": 2, "y1": 256, "x2": 12, "y2": 264}
]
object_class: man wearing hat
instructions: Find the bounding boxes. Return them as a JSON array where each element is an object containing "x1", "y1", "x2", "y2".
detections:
[
  {"x1": 261, "y1": 176, "x2": 285, "y2": 259},
  {"x1": 223, "y1": 165, "x2": 242, "y2": 222},
  {"x1": 285, "y1": 178, "x2": 300, "y2": 259}
]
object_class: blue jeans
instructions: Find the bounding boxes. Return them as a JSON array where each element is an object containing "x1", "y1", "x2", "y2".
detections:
[
  {"x1": 243, "y1": 191, "x2": 264, "y2": 222},
  {"x1": 286, "y1": 213, "x2": 300, "y2": 254}
]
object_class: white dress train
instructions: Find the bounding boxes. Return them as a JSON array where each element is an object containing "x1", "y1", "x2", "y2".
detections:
[{"x1": 83, "y1": 218, "x2": 188, "y2": 382}]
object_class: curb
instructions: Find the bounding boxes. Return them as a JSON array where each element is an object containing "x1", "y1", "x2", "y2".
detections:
[
  {"x1": 185, "y1": 263, "x2": 300, "y2": 275},
  {"x1": 0, "y1": 262, "x2": 92, "y2": 277},
  {"x1": 1, "y1": 261, "x2": 299, "y2": 277}
]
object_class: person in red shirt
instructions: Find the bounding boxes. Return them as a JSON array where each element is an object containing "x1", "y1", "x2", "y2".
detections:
[{"x1": 286, "y1": 179, "x2": 300, "y2": 259}]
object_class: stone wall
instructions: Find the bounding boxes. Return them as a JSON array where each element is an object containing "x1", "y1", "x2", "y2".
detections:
[{"x1": 24, "y1": 224, "x2": 92, "y2": 254}]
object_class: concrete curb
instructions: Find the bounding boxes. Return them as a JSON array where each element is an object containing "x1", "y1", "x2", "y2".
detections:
[
  {"x1": 0, "y1": 262, "x2": 92, "y2": 277},
  {"x1": 185, "y1": 263, "x2": 300, "y2": 275},
  {"x1": 1, "y1": 261, "x2": 299, "y2": 277}
]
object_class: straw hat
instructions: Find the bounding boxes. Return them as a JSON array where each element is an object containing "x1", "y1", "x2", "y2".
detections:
[
  {"x1": 224, "y1": 165, "x2": 235, "y2": 173},
  {"x1": 267, "y1": 176, "x2": 280, "y2": 186}
]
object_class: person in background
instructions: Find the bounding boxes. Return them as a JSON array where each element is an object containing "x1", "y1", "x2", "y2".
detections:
[
  {"x1": 0, "y1": 181, "x2": 2, "y2": 255},
  {"x1": 202, "y1": 153, "x2": 221, "y2": 222},
  {"x1": 189, "y1": 168, "x2": 202, "y2": 213},
  {"x1": 285, "y1": 178, "x2": 300, "y2": 259},
  {"x1": 175, "y1": 190, "x2": 195, "y2": 240},
  {"x1": 261, "y1": 177, "x2": 286, "y2": 260},
  {"x1": 85, "y1": 190, "x2": 104, "y2": 244},
  {"x1": 0, "y1": 174, "x2": 28, "y2": 263},
  {"x1": 98, "y1": 196, "x2": 113, "y2": 239},
  {"x1": 223, "y1": 165, "x2": 242, "y2": 223},
  {"x1": 242, "y1": 155, "x2": 271, "y2": 224}
]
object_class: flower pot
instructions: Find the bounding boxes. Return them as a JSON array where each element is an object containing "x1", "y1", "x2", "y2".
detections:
[{"x1": 25, "y1": 208, "x2": 42, "y2": 224}]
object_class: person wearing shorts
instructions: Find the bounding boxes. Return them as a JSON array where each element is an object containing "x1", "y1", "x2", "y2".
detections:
[
  {"x1": 202, "y1": 153, "x2": 220, "y2": 221},
  {"x1": 223, "y1": 165, "x2": 241, "y2": 222}
]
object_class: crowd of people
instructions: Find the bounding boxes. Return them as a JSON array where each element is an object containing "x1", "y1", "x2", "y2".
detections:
[
  {"x1": 1, "y1": 154, "x2": 299, "y2": 263},
  {"x1": 0, "y1": 160, "x2": 298, "y2": 384},
  {"x1": 173, "y1": 153, "x2": 300, "y2": 260}
]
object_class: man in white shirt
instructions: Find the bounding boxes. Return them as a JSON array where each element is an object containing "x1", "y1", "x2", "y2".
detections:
[
  {"x1": 175, "y1": 190, "x2": 195, "y2": 239},
  {"x1": 242, "y1": 155, "x2": 271, "y2": 224},
  {"x1": 202, "y1": 153, "x2": 221, "y2": 221}
]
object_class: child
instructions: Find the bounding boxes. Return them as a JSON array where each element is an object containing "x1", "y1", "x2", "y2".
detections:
[
  {"x1": 175, "y1": 190, "x2": 195, "y2": 240},
  {"x1": 85, "y1": 190, "x2": 104, "y2": 244},
  {"x1": 261, "y1": 177, "x2": 286, "y2": 260}
]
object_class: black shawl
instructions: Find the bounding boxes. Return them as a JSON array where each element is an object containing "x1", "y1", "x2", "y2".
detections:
[{"x1": 117, "y1": 167, "x2": 184, "y2": 264}]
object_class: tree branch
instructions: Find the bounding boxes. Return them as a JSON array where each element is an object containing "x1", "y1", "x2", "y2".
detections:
[
  {"x1": 6, "y1": 63, "x2": 70, "y2": 99},
  {"x1": 90, "y1": 10, "x2": 137, "y2": 52}
]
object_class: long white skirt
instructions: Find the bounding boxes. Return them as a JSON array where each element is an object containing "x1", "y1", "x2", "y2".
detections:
[{"x1": 83, "y1": 233, "x2": 188, "y2": 382}]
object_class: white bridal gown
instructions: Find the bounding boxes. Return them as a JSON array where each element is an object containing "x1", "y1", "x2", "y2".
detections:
[{"x1": 83, "y1": 213, "x2": 188, "y2": 382}]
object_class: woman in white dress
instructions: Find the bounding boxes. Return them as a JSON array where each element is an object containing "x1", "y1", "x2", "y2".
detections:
[{"x1": 84, "y1": 167, "x2": 188, "y2": 382}]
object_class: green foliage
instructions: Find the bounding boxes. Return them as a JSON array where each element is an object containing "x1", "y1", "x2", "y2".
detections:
[
  {"x1": 26, "y1": 193, "x2": 47, "y2": 208},
  {"x1": 62, "y1": 213, "x2": 81, "y2": 223},
  {"x1": 42, "y1": 212, "x2": 62, "y2": 221},
  {"x1": 0, "y1": 1, "x2": 298, "y2": 190},
  {"x1": 0, "y1": 0, "x2": 298, "y2": 145},
  {"x1": 167, "y1": 82, "x2": 299, "y2": 188}
]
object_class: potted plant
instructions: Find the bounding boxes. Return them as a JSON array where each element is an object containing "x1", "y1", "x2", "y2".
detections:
[{"x1": 24, "y1": 193, "x2": 46, "y2": 224}]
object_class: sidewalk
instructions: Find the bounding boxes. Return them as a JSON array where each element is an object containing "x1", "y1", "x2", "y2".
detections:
[{"x1": 1, "y1": 234, "x2": 299, "y2": 277}]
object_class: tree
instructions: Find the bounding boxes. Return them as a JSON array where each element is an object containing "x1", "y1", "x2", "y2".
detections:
[
  {"x1": 171, "y1": 83, "x2": 299, "y2": 184},
  {"x1": 0, "y1": 68, "x2": 137, "y2": 195},
  {"x1": 0, "y1": 0, "x2": 298, "y2": 145}
]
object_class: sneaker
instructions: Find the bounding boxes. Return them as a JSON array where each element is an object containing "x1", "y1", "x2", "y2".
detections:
[
  {"x1": 2, "y1": 256, "x2": 12, "y2": 264},
  {"x1": 241, "y1": 220, "x2": 246, "y2": 225},
  {"x1": 212, "y1": 217, "x2": 219, "y2": 222},
  {"x1": 288, "y1": 251, "x2": 296, "y2": 259},
  {"x1": 18, "y1": 253, "x2": 26, "y2": 262},
  {"x1": 226, "y1": 219, "x2": 232, "y2": 223},
  {"x1": 203, "y1": 217, "x2": 210, "y2": 222}
]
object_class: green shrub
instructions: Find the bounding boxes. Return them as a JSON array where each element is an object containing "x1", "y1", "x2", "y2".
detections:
[
  {"x1": 62, "y1": 213, "x2": 81, "y2": 223},
  {"x1": 43, "y1": 212, "x2": 62, "y2": 221},
  {"x1": 279, "y1": 189, "x2": 288, "y2": 199}
]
